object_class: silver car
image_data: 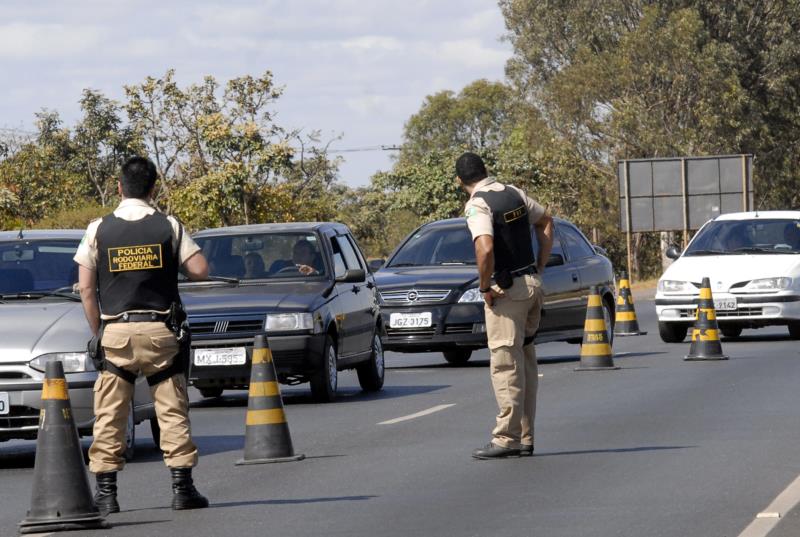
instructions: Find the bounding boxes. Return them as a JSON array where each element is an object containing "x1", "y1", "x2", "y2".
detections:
[{"x1": 0, "y1": 230, "x2": 156, "y2": 458}]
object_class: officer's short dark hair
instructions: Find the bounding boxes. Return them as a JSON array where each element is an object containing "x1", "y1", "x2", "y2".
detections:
[
  {"x1": 455, "y1": 152, "x2": 488, "y2": 185},
  {"x1": 121, "y1": 156, "x2": 158, "y2": 199}
]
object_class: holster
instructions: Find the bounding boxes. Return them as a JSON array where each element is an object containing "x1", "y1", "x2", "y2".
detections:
[
  {"x1": 87, "y1": 323, "x2": 106, "y2": 372},
  {"x1": 146, "y1": 301, "x2": 191, "y2": 386}
]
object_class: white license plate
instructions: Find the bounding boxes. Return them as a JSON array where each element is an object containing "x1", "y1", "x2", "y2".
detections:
[
  {"x1": 714, "y1": 297, "x2": 737, "y2": 311},
  {"x1": 0, "y1": 392, "x2": 8, "y2": 415},
  {"x1": 193, "y1": 347, "x2": 247, "y2": 366},
  {"x1": 389, "y1": 312, "x2": 432, "y2": 328}
]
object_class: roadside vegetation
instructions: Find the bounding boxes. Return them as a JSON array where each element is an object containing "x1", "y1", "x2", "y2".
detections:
[{"x1": 3, "y1": 2, "x2": 800, "y2": 279}]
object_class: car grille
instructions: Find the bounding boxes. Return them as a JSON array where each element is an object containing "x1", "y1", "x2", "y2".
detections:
[
  {"x1": 0, "y1": 406, "x2": 39, "y2": 430},
  {"x1": 379, "y1": 289, "x2": 451, "y2": 304},
  {"x1": 678, "y1": 307, "x2": 764, "y2": 318},
  {"x1": 0, "y1": 372, "x2": 32, "y2": 379},
  {"x1": 386, "y1": 326, "x2": 437, "y2": 338},
  {"x1": 445, "y1": 323, "x2": 474, "y2": 334},
  {"x1": 190, "y1": 319, "x2": 264, "y2": 335}
]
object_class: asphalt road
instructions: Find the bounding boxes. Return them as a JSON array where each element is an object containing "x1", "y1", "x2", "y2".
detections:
[{"x1": 3, "y1": 300, "x2": 800, "y2": 537}]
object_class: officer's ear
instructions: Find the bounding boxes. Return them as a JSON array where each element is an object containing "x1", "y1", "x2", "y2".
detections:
[{"x1": 117, "y1": 181, "x2": 123, "y2": 197}]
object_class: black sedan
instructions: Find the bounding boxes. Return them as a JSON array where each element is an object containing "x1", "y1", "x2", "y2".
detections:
[
  {"x1": 372, "y1": 217, "x2": 616, "y2": 364},
  {"x1": 183, "y1": 223, "x2": 384, "y2": 402}
]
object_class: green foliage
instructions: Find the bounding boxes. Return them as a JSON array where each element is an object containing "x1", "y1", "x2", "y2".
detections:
[{"x1": 32, "y1": 200, "x2": 109, "y2": 230}]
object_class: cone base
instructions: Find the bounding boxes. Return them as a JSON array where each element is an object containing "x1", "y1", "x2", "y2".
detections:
[
  {"x1": 575, "y1": 366, "x2": 621, "y2": 371},
  {"x1": 236, "y1": 453, "x2": 305, "y2": 465},
  {"x1": 614, "y1": 330, "x2": 647, "y2": 337},
  {"x1": 19, "y1": 514, "x2": 109, "y2": 534},
  {"x1": 684, "y1": 354, "x2": 729, "y2": 361}
]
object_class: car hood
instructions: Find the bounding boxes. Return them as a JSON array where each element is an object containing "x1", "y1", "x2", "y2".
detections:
[
  {"x1": 180, "y1": 280, "x2": 330, "y2": 315},
  {"x1": 374, "y1": 266, "x2": 479, "y2": 291},
  {"x1": 0, "y1": 300, "x2": 90, "y2": 363},
  {"x1": 662, "y1": 254, "x2": 800, "y2": 293}
]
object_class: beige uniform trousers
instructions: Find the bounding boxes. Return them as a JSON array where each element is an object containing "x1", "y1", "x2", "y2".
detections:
[
  {"x1": 484, "y1": 274, "x2": 544, "y2": 449},
  {"x1": 88, "y1": 321, "x2": 199, "y2": 473}
]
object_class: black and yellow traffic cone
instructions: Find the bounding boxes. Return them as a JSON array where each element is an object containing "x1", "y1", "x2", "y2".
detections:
[
  {"x1": 575, "y1": 286, "x2": 619, "y2": 371},
  {"x1": 19, "y1": 361, "x2": 109, "y2": 534},
  {"x1": 614, "y1": 271, "x2": 647, "y2": 336},
  {"x1": 685, "y1": 277, "x2": 728, "y2": 361},
  {"x1": 236, "y1": 334, "x2": 305, "y2": 465}
]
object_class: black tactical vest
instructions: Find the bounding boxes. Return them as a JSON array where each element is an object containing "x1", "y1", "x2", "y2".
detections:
[
  {"x1": 472, "y1": 186, "x2": 536, "y2": 273},
  {"x1": 96, "y1": 212, "x2": 179, "y2": 316}
]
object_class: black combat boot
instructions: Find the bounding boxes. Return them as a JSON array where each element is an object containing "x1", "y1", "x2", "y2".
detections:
[
  {"x1": 94, "y1": 471, "x2": 120, "y2": 516},
  {"x1": 170, "y1": 467, "x2": 209, "y2": 510}
]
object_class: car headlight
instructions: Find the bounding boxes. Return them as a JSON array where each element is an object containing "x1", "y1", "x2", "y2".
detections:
[
  {"x1": 458, "y1": 288, "x2": 485, "y2": 303},
  {"x1": 29, "y1": 352, "x2": 94, "y2": 373},
  {"x1": 658, "y1": 280, "x2": 693, "y2": 293},
  {"x1": 265, "y1": 313, "x2": 313, "y2": 332},
  {"x1": 744, "y1": 277, "x2": 792, "y2": 291}
]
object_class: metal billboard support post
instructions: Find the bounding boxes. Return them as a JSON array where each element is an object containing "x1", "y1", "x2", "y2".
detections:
[
  {"x1": 681, "y1": 157, "x2": 689, "y2": 248},
  {"x1": 624, "y1": 160, "x2": 633, "y2": 282},
  {"x1": 741, "y1": 155, "x2": 748, "y2": 211}
]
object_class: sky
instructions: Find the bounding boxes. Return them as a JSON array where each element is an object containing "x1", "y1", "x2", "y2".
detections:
[{"x1": 0, "y1": 0, "x2": 513, "y2": 187}]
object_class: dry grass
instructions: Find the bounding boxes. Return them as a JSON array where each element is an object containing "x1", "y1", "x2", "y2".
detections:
[{"x1": 628, "y1": 277, "x2": 659, "y2": 292}]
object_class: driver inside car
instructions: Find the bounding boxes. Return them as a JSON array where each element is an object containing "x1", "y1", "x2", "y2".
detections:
[{"x1": 291, "y1": 240, "x2": 320, "y2": 275}]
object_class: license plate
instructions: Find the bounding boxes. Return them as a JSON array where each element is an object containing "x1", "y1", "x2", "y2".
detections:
[
  {"x1": 389, "y1": 312, "x2": 432, "y2": 328},
  {"x1": 714, "y1": 297, "x2": 737, "y2": 311},
  {"x1": 0, "y1": 392, "x2": 8, "y2": 415},
  {"x1": 193, "y1": 347, "x2": 247, "y2": 366}
]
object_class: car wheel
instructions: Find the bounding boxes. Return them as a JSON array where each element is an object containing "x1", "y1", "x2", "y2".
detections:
[
  {"x1": 310, "y1": 335, "x2": 338, "y2": 402},
  {"x1": 356, "y1": 331, "x2": 385, "y2": 392},
  {"x1": 721, "y1": 326, "x2": 743, "y2": 339},
  {"x1": 789, "y1": 322, "x2": 800, "y2": 339},
  {"x1": 659, "y1": 322, "x2": 688, "y2": 343},
  {"x1": 150, "y1": 417, "x2": 161, "y2": 449},
  {"x1": 199, "y1": 387, "x2": 223, "y2": 398},
  {"x1": 443, "y1": 349, "x2": 472, "y2": 365},
  {"x1": 123, "y1": 401, "x2": 135, "y2": 461},
  {"x1": 602, "y1": 295, "x2": 615, "y2": 347}
]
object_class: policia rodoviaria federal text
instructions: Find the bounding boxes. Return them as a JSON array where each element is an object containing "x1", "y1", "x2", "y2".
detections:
[
  {"x1": 75, "y1": 156, "x2": 210, "y2": 514},
  {"x1": 455, "y1": 152, "x2": 554, "y2": 460}
]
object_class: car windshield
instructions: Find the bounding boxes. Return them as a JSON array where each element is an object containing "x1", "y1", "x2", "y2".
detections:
[
  {"x1": 0, "y1": 239, "x2": 80, "y2": 293},
  {"x1": 195, "y1": 232, "x2": 327, "y2": 280},
  {"x1": 388, "y1": 225, "x2": 477, "y2": 267},
  {"x1": 684, "y1": 219, "x2": 800, "y2": 255}
]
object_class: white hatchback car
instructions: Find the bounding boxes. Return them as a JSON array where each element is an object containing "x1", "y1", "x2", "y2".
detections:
[{"x1": 656, "y1": 211, "x2": 800, "y2": 342}]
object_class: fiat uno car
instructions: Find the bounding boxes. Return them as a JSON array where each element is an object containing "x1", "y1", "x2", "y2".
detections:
[
  {"x1": 656, "y1": 211, "x2": 800, "y2": 342},
  {"x1": 183, "y1": 223, "x2": 384, "y2": 402},
  {"x1": 372, "y1": 217, "x2": 616, "y2": 364},
  {"x1": 0, "y1": 230, "x2": 155, "y2": 458}
]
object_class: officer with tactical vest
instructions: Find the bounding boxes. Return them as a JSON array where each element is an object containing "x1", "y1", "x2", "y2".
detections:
[
  {"x1": 455, "y1": 152, "x2": 554, "y2": 460},
  {"x1": 75, "y1": 156, "x2": 210, "y2": 514}
]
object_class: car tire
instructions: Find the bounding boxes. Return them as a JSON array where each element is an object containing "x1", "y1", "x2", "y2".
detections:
[
  {"x1": 659, "y1": 322, "x2": 688, "y2": 343},
  {"x1": 150, "y1": 417, "x2": 161, "y2": 449},
  {"x1": 443, "y1": 349, "x2": 472, "y2": 365},
  {"x1": 356, "y1": 331, "x2": 385, "y2": 392},
  {"x1": 123, "y1": 401, "x2": 135, "y2": 461},
  {"x1": 721, "y1": 326, "x2": 743, "y2": 339},
  {"x1": 199, "y1": 387, "x2": 223, "y2": 398},
  {"x1": 602, "y1": 295, "x2": 615, "y2": 347},
  {"x1": 310, "y1": 335, "x2": 338, "y2": 403},
  {"x1": 789, "y1": 322, "x2": 800, "y2": 339}
]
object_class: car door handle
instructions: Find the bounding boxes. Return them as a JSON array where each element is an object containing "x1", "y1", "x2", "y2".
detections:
[{"x1": 571, "y1": 273, "x2": 579, "y2": 282}]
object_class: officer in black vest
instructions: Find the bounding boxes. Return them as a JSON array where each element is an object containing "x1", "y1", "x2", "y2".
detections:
[
  {"x1": 75, "y1": 156, "x2": 210, "y2": 514},
  {"x1": 456, "y1": 152, "x2": 554, "y2": 459}
]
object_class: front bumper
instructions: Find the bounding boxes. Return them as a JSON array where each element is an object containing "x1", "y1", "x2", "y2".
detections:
[
  {"x1": 655, "y1": 292, "x2": 800, "y2": 326},
  {"x1": 0, "y1": 371, "x2": 96, "y2": 441},
  {"x1": 380, "y1": 303, "x2": 488, "y2": 353},
  {"x1": 189, "y1": 332, "x2": 326, "y2": 388}
]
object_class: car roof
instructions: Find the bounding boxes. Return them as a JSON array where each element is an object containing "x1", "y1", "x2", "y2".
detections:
[
  {"x1": 0, "y1": 229, "x2": 85, "y2": 241},
  {"x1": 421, "y1": 216, "x2": 570, "y2": 229},
  {"x1": 714, "y1": 211, "x2": 800, "y2": 221},
  {"x1": 193, "y1": 222, "x2": 350, "y2": 237}
]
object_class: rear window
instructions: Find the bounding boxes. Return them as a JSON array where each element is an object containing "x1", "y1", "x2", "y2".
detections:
[{"x1": 0, "y1": 239, "x2": 80, "y2": 293}]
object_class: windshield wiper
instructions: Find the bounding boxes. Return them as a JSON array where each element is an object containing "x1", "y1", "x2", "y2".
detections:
[
  {"x1": 388, "y1": 263, "x2": 417, "y2": 267},
  {"x1": 0, "y1": 290, "x2": 80, "y2": 302},
  {"x1": 732, "y1": 246, "x2": 796, "y2": 254},
  {"x1": 179, "y1": 275, "x2": 241, "y2": 285},
  {"x1": 684, "y1": 249, "x2": 732, "y2": 256}
]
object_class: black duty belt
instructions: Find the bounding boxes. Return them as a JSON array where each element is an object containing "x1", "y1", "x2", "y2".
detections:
[
  {"x1": 510, "y1": 265, "x2": 537, "y2": 277},
  {"x1": 106, "y1": 312, "x2": 170, "y2": 323}
]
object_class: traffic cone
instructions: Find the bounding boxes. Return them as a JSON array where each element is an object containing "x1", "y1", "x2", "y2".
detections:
[
  {"x1": 19, "y1": 361, "x2": 109, "y2": 534},
  {"x1": 685, "y1": 277, "x2": 728, "y2": 361},
  {"x1": 614, "y1": 271, "x2": 647, "y2": 336},
  {"x1": 236, "y1": 334, "x2": 305, "y2": 465},
  {"x1": 575, "y1": 286, "x2": 619, "y2": 371}
]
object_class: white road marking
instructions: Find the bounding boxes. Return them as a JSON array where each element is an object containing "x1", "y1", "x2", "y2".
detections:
[
  {"x1": 538, "y1": 373, "x2": 543, "y2": 377},
  {"x1": 738, "y1": 473, "x2": 800, "y2": 537},
  {"x1": 378, "y1": 404, "x2": 455, "y2": 425}
]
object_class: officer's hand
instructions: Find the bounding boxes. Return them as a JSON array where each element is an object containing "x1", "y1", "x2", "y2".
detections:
[{"x1": 483, "y1": 289, "x2": 503, "y2": 307}]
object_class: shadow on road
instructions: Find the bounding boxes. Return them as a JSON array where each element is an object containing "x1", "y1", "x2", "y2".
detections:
[
  {"x1": 535, "y1": 445, "x2": 696, "y2": 457},
  {"x1": 124, "y1": 495, "x2": 378, "y2": 513},
  {"x1": 191, "y1": 384, "x2": 450, "y2": 408},
  {"x1": 539, "y1": 351, "x2": 667, "y2": 364}
]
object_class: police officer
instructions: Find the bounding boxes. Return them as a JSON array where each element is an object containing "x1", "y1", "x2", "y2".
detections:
[
  {"x1": 75, "y1": 156, "x2": 210, "y2": 514},
  {"x1": 455, "y1": 152, "x2": 554, "y2": 460}
]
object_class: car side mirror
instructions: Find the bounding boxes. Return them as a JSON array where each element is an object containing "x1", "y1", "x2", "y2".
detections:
[
  {"x1": 665, "y1": 245, "x2": 681, "y2": 260},
  {"x1": 593, "y1": 245, "x2": 609, "y2": 258},
  {"x1": 368, "y1": 259, "x2": 385, "y2": 272},
  {"x1": 336, "y1": 269, "x2": 366, "y2": 283},
  {"x1": 546, "y1": 253, "x2": 565, "y2": 267}
]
